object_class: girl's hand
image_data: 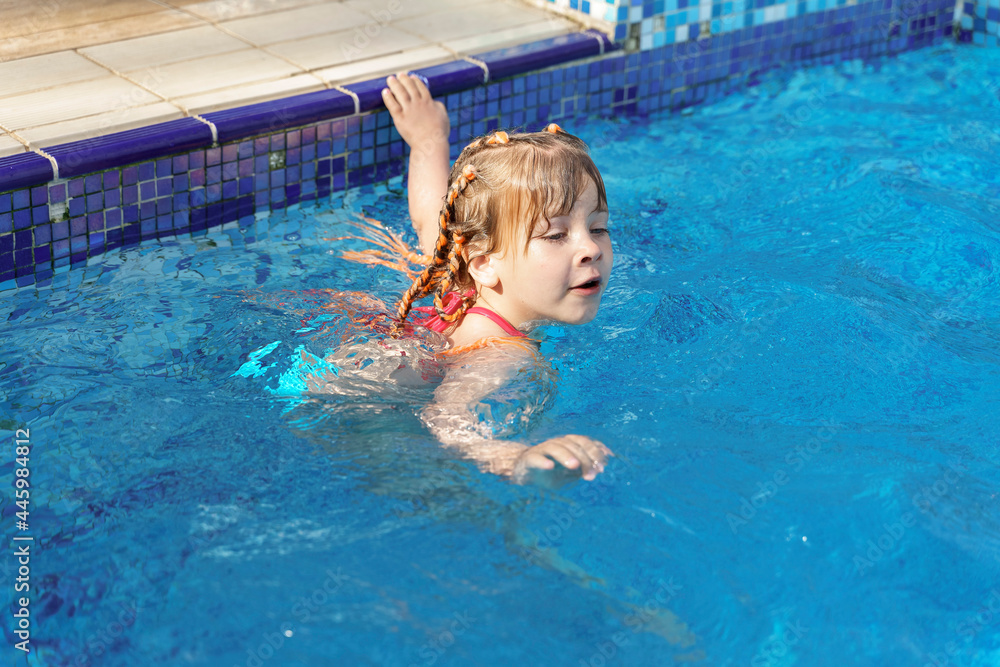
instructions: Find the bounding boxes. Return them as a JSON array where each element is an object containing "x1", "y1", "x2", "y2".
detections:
[
  {"x1": 382, "y1": 72, "x2": 449, "y2": 154},
  {"x1": 512, "y1": 435, "x2": 614, "y2": 486}
]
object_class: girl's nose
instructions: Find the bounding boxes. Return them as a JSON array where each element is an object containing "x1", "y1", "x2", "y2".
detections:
[{"x1": 577, "y1": 232, "x2": 603, "y2": 263}]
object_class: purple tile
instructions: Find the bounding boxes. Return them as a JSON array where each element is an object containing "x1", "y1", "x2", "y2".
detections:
[
  {"x1": 13, "y1": 190, "x2": 30, "y2": 210},
  {"x1": 203, "y1": 89, "x2": 354, "y2": 144},
  {"x1": 49, "y1": 183, "x2": 66, "y2": 203},
  {"x1": 156, "y1": 177, "x2": 173, "y2": 197},
  {"x1": 0, "y1": 213, "x2": 10, "y2": 234},
  {"x1": 15, "y1": 229, "x2": 32, "y2": 249},
  {"x1": 47, "y1": 119, "x2": 212, "y2": 178},
  {"x1": 0, "y1": 153, "x2": 53, "y2": 192},
  {"x1": 14, "y1": 249, "x2": 32, "y2": 269},
  {"x1": 239, "y1": 177, "x2": 253, "y2": 196},
  {"x1": 33, "y1": 245, "x2": 50, "y2": 264},
  {"x1": 123, "y1": 165, "x2": 139, "y2": 185},
  {"x1": 123, "y1": 185, "x2": 139, "y2": 205},
  {"x1": 34, "y1": 223, "x2": 51, "y2": 244},
  {"x1": 52, "y1": 220, "x2": 68, "y2": 240},
  {"x1": 87, "y1": 193, "x2": 103, "y2": 213},
  {"x1": 103, "y1": 171, "x2": 120, "y2": 190},
  {"x1": 88, "y1": 213, "x2": 104, "y2": 232},
  {"x1": 13, "y1": 209, "x2": 31, "y2": 229}
]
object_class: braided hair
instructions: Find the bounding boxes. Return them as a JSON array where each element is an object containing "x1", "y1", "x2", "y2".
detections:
[{"x1": 395, "y1": 123, "x2": 607, "y2": 330}]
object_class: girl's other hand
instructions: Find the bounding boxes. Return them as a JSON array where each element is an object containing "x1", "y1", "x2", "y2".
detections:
[
  {"x1": 512, "y1": 435, "x2": 614, "y2": 486},
  {"x1": 382, "y1": 72, "x2": 449, "y2": 153}
]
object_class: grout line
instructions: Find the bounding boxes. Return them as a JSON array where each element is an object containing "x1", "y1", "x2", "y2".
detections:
[
  {"x1": 75, "y1": 49, "x2": 185, "y2": 113},
  {"x1": 587, "y1": 30, "x2": 606, "y2": 55},
  {"x1": 333, "y1": 86, "x2": 361, "y2": 115},
  {"x1": 462, "y1": 56, "x2": 491, "y2": 84},
  {"x1": 145, "y1": 0, "x2": 333, "y2": 90},
  {"x1": 33, "y1": 146, "x2": 60, "y2": 180},
  {"x1": 191, "y1": 114, "x2": 219, "y2": 144},
  {"x1": 0, "y1": 120, "x2": 59, "y2": 177}
]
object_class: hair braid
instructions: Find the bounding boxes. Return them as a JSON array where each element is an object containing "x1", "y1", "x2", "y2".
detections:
[
  {"x1": 395, "y1": 164, "x2": 478, "y2": 326},
  {"x1": 434, "y1": 230, "x2": 472, "y2": 321}
]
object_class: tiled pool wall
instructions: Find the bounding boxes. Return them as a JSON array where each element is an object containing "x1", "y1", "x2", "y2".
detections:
[
  {"x1": 0, "y1": 0, "x2": 964, "y2": 292},
  {"x1": 960, "y1": 0, "x2": 1000, "y2": 44},
  {"x1": 547, "y1": 0, "x2": 993, "y2": 46}
]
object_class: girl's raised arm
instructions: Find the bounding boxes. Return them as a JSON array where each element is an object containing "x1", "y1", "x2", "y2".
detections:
[{"x1": 382, "y1": 73, "x2": 451, "y2": 256}]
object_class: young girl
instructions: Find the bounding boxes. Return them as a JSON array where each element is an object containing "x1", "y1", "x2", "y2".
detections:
[{"x1": 371, "y1": 72, "x2": 615, "y2": 487}]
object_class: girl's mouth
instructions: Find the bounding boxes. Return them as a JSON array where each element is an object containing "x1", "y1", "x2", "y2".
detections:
[{"x1": 570, "y1": 278, "x2": 602, "y2": 294}]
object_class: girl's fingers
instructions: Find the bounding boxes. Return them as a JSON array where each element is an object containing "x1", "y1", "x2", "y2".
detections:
[
  {"x1": 393, "y1": 71, "x2": 420, "y2": 102},
  {"x1": 381, "y1": 87, "x2": 402, "y2": 115},
  {"x1": 544, "y1": 442, "x2": 594, "y2": 474},
  {"x1": 408, "y1": 72, "x2": 430, "y2": 99},
  {"x1": 561, "y1": 435, "x2": 604, "y2": 462},
  {"x1": 385, "y1": 74, "x2": 411, "y2": 105},
  {"x1": 522, "y1": 450, "x2": 556, "y2": 470}
]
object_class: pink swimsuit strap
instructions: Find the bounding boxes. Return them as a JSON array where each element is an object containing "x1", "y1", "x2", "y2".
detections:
[
  {"x1": 464, "y1": 306, "x2": 526, "y2": 338},
  {"x1": 412, "y1": 291, "x2": 526, "y2": 338}
]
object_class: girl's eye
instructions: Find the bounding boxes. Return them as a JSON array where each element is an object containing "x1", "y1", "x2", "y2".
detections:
[
  {"x1": 591, "y1": 227, "x2": 610, "y2": 236},
  {"x1": 542, "y1": 232, "x2": 566, "y2": 241}
]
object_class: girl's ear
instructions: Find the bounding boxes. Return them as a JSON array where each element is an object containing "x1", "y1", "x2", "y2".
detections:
[{"x1": 467, "y1": 253, "x2": 499, "y2": 288}]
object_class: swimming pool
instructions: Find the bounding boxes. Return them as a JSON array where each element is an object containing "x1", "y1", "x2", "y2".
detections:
[{"x1": 3, "y1": 38, "x2": 1000, "y2": 666}]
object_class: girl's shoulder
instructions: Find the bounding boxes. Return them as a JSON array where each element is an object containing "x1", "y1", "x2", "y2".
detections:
[{"x1": 438, "y1": 335, "x2": 539, "y2": 361}]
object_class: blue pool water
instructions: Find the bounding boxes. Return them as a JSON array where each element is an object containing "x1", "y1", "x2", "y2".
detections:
[{"x1": 3, "y1": 40, "x2": 1000, "y2": 666}]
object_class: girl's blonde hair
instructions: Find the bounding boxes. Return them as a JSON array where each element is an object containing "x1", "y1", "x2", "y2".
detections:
[{"x1": 396, "y1": 124, "x2": 608, "y2": 327}]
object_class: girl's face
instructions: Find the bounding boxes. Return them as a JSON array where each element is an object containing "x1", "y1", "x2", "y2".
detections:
[{"x1": 481, "y1": 178, "x2": 612, "y2": 328}]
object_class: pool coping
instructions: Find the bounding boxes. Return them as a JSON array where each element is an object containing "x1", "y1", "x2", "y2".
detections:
[{"x1": 0, "y1": 29, "x2": 614, "y2": 194}]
